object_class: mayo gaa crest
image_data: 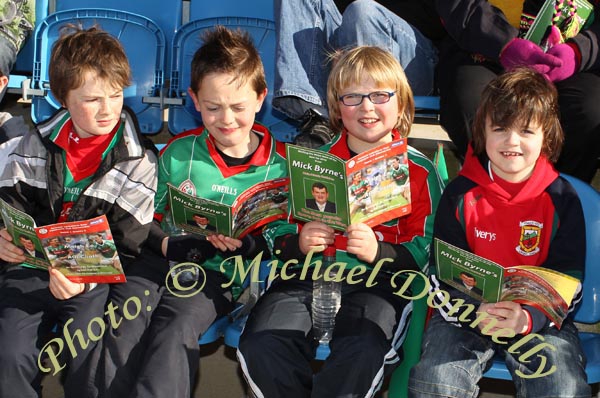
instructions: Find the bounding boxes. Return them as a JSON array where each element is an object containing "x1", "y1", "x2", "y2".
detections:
[
  {"x1": 178, "y1": 179, "x2": 196, "y2": 196},
  {"x1": 516, "y1": 220, "x2": 543, "y2": 256}
]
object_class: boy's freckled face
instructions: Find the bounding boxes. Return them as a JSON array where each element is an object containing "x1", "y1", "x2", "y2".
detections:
[
  {"x1": 485, "y1": 117, "x2": 544, "y2": 183},
  {"x1": 62, "y1": 71, "x2": 124, "y2": 139},
  {"x1": 189, "y1": 72, "x2": 266, "y2": 157},
  {"x1": 338, "y1": 77, "x2": 398, "y2": 148}
]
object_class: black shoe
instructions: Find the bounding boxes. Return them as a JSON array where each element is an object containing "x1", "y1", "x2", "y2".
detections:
[{"x1": 293, "y1": 109, "x2": 335, "y2": 148}]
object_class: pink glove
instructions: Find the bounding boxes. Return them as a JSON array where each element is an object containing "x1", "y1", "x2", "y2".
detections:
[
  {"x1": 500, "y1": 38, "x2": 562, "y2": 74},
  {"x1": 545, "y1": 43, "x2": 580, "y2": 82}
]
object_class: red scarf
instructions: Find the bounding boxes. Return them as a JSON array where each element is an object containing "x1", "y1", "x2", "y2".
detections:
[{"x1": 54, "y1": 120, "x2": 118, "y2": 182}]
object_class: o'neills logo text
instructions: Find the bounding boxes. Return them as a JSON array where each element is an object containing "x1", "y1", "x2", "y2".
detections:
[{"x1": 39, "y1": 250, "x2": 558, "y2": 379}]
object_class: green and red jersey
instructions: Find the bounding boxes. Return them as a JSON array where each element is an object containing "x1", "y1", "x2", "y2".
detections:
[
  {"x1": 430, "y1": 145, "x2": 586, "y2": 331},
  {"x1": 389, "y1": 164, "x2": 409, "y2": 185},
  {"x1": 154, "y1": 123, "x2": 287, "y2": 286},
  {"x1": 266, "y1": 129, "x2": 444, "y2": 274}
]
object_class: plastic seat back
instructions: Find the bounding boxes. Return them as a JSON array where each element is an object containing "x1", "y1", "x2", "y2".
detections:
[
  {"x1": 167, "y1": 16, "x2": 296, "y2": 141},
  {"x1": 31, "y1": 9, "x2": 166, "y2": 133},
  {"x1": 52, "y1": 0, "x2": 181, "y2": 77},
  {"x1": 204, "y1": 260, "x2": 270, "y2": 347},
  {"x1": 565, "y1": 175, "x2": 600, "y2": 324},
  {"x1": 483, "y1": 174, "x2": 600, "y2": 381},
  {"x1": 188, "y1": 0, "x2": 274, "y2": 21}
]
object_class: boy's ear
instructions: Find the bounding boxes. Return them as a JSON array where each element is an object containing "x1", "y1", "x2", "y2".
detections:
[
  {"x1": 255, "y1": 88, "x2": 268, "y2": 113},
  {"x1": 187, "y1": 87, "x2": 201, "y2": 112},
  {"x1": 0, "y1": 75, "x2": 8, "y2": 92}
]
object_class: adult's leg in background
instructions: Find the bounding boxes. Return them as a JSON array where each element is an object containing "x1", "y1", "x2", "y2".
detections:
[
  {"x1": 273, "y1": 0, "x2": 341, "y2": 119},
  {"x1": 336, "y1": 0, "x2": 438, "y2": 96}
]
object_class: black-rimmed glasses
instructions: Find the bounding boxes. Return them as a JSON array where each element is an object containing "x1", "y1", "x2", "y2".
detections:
[{"x1": 338, "y1": 91, "x2": 395, "y2": 106}]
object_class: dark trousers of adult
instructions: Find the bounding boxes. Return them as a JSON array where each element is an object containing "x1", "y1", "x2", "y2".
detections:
[
  {"x1": 238, "y1": 278, "x2": 412, "y2": 398},
  {"x1": 437, "y1": 39, "x2": 600, "y2": 182},
  {"x1": 98, "y1": 249, "x2": 233, "y2": 398},
  {"x1": 0, "y1": 266, "x2": 109, "y2": 398}
]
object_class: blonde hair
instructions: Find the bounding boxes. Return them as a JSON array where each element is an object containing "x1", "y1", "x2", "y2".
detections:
[
  {"x1": 326, "y1": 46, "x2": 414, "y2": 136},
  {"x1": 471, "y1": 67, "x2": 563, "y2": 162}
]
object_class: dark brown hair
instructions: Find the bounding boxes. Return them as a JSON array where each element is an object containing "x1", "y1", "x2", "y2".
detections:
[
  {"x1": 471, "y1": 67, "x2": 563, "y2": 162},
  {"x1": 189, "y1": 25, "x2": 266, "y2": 95}
]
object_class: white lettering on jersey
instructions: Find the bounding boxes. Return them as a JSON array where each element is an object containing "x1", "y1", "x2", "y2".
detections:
[
  {"x1": 211, "y1": 184, "x2": 238, "y2": 195},
  {"x1": 474, "y1": 227, "x2": 496, "y2": 242}
]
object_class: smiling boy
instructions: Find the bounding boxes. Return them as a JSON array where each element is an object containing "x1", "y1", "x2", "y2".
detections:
[{"x1": 99, "y1": 26, "x2": 288, "y2": 397}]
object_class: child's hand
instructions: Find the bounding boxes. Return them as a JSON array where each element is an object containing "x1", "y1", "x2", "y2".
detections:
[
  {"x1": 207, "y1": 234, "x2": 242, "y2": 252},
  {"x1": 299, "y1": 221, "x2": 334, "y2": 255},
  {"x1": 165, "y1": 235, "x2": 217, "y2": 263},
  {"x1": 477, "y1": 301, "x2": 529, "y2": 335},
  {"x1": 0, "y1": 229, "x2": 26, "y2": 263},
  {"x1": 48, "y1": 267, "x2": 85, "y2": 300},
  {"x1": 346, "y1": 223, "x2": 378, "y2": 263}
]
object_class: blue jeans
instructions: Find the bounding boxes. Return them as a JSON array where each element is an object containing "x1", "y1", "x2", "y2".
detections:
[
  {"x1": 408, "y1": 313, "x2": 591, "y2": 398},
  {"x1": 273, "y1": 0, "x2": 438, "y2": 119}
]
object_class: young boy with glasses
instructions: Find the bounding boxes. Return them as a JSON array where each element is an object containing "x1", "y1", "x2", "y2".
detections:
[{"x1": 238, "y1": 46, "x2": 444, "y2": 397}]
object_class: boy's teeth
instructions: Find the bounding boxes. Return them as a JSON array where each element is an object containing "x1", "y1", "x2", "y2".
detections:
[{"x1": 360, "y1": 118, "x2": 377, "y2": 123}]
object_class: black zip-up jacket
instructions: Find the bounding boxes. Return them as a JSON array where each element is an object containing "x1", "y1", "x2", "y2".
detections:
[
  {"x1": 435, "y1": 0, "x2": 600, "y2": 71},
  {"x1": 0, "y1": 107, "x2": 158, "y2": 266}
]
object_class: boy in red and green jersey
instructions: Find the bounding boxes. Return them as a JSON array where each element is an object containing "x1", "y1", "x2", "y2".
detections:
[
  {"x1": 153, "y1": 122, "x2": 287, "y2": 291},
  {"x1": 239, "y1": 46, "x2": 444, "y2": 398},
  {"x1": 100, "y1": 26, "x2": 288, "y2": 398},
  {"x1": 410, "y1": 68, "x2": 589, "y2": 397}
]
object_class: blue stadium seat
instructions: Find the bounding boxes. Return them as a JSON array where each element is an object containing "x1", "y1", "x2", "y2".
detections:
[
  {"x1": 203, "y1": 260, "x2": 269, "y2": 347},
  {"x1": 52, "y1": 0, "x2": 182, "y2": 78},
  {"x1": 198, "y1": 313, "x2": 230, "y2": 345},
  {"x1": 30, "y1": 9, "x2": 166, "y2": 133},
  {"x1": 413, "y1": 95, "x2": 440, "y2": 121},
  {"x1": 167, "y1": 16, "x2": 297, "y2": 141},
  {"x1": 482, "y1": 174, "x2": 600, "y2": 383},
  {"x1": 187, "y1": 0, "x2": 274, "y2": 21}
]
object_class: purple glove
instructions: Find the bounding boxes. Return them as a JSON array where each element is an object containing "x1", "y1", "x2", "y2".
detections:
[
  {"x1": 500, "y1": 38, "x2": 562, "y2": 74},
  {"x1": 545, "y1": 43, "x2": 580, "y2": 82}
]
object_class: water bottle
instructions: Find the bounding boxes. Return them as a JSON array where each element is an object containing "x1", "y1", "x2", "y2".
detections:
[
  {"x1": 162, "y1": 211, "x2": 187, "y2": 237},
  {"x1": 312, "y1": 245, "x2": 341, "y2": 344}
]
